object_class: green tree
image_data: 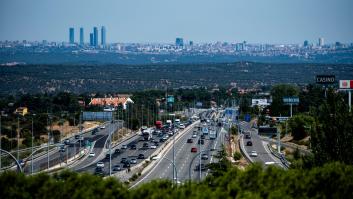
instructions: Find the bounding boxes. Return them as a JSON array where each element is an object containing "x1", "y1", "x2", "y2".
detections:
[
  {"x1": 288, "y1": 114, "x2": 315, "y2": 140},
  {"x1": 311, "y1": 89, "x2": 353, "y2": 165},
  {"x1": 270, "y1": 84, "x2": 299, "y2": 116}
]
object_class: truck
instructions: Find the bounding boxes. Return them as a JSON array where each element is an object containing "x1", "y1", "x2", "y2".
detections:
[
  {"x1": 142, "y1": 128, "x2": 153, "y2": 141},
  {"x1": 155, "y1": 121, "x2": 163, "y2": 129},
  {"x1": 166, "y1": 120, "x2": 172, "y2": 127},
  {"x1": 209, "y1": 130, "x2": 217, "y2": 139}
]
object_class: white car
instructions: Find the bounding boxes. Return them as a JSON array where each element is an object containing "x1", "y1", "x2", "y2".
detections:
[
  {"x1": 96, "y1": 162, "x2": 104, "y2": 168},
  {"x1": 150, "y1": 145, "x2": 157, "y2": 149},
  {"x1": 192, "y1": 134, "x2": 197, "y2": 138},
  {"x1": 250, "y1": 151, "x2": 258, "y2": 157},
  {"x1": 265, "y1": 161, "x2": 276, "y2": 165},
  {"x1": 89, "y1": 152, "x2": 95, "y2": 157},
  {"x1": 179, "y1": 124, "x2": 185, "y2": 129},
  {"x1": 100, "y1": 125, "x2": 106, "y2": 129}
]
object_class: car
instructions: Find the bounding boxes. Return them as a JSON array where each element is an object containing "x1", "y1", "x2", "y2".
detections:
[
  {"x1": 150, "y1": 145, "x2": 157, "y2": 149},
  {"x1": 245, "y1": 134, "x2": 251, "y2": 139},
  {"x1": 112, "y1": 165, "x2": 121, "y2": 171},
  {"x1": 59, "y1": 145, "x2": 66, "y2": 152},
  {"x1": 138, "y1": 154, "x2": 145, "y2": 159},
  {"x1": 130, "y1": 144, "x2": 137, "y2": 150},
  {"x1": 153, "y1": 141, "x2": 159, "y2": 146},
  {"x1": 246, "y1": 141, "x2": 253, "y2": 146},
  {"x1": 96, "y1": 162, "x2": 104, "y2": 168},
  {"x1": 162, "y1": 137, "x2": 168, "y2": 141},
  {"x1": 100, "y1": 125, "x2": 106, "y2": 129},
  {"x1": 143, "y1": 143, "x2": 149, "y2": 148},
  {"x1": 92, "y1": 128, "x2": 98, "y2": 135},
  {"x1": 192, "y1": 134, "x2": 197, "y2": 138},
  {"x1": 200, "y1": 135, "x2": 205, "y2": 139},
  {"x1": 123, "y1": 162, "x2": 131, "y2": 168},
  {"x1": 75, "y1": 135, "x2": 80, "y2": 139},
  {"x1": 159, "y1": 138, "x2": 165, "y2": 143},
  {"x1": 201, "y1": 154, "x2": 209, "y2": 160},
  {"x1": 168, "y1": 131, "x2": 174, "y2": 136},
  {"x1": 195, "y1": 164, "x2": 207, "y2": 171},
  {"x1": 179, "y1": 124, "x2": 185, "y2": 129},
  {"x1": 250, "y1": 151, "x2": 258, "y2": 157},
  {"x1": 89, "y1": 152, "x2": 95, "y2": 157},
  {"x1": 130, "y1": 158, "x2": 137, "y2": 164},
  {"x1": 94, "y1": 167, "x2": 104, "y2": 176},
  {"x1": 114, "y1": 148, "x2": 121, "y2": 154},
  {"x1": 187, "y1": 139, "x2": 193, "y2": 143},
  {"x1": 265, "y1": 161, "x2": 276, "y2": 165},
  {"x1": 191, "y1": 147, "x2": 197, "y2": 153},
  {"x1": 121, "y1": 157, "x2": 127, "y2": 164},
  {"x1": 121, "y1": 145, "x2": 128, "y2": 149},
  {"x1": 105, "y1": 154, "x2": 111, "y2": 159},
  {"x1": 64, "y1": 139, "x2": 70, "y2": 145},
  {"x1": 198, "y1": 139, "x2": 205, "y2": 145}
]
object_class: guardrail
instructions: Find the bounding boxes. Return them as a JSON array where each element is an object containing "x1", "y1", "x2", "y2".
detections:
[
  {"x1": 238, "y1": 134, "x2": 253, "y2": 163},
  {"x1": 266, "y1": 144, "x2": 291, "y2": 169}
]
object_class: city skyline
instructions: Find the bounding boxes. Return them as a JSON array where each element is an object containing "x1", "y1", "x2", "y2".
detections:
[{"x1": 0, "y1": 0, "x2": 353, "y2": 44}]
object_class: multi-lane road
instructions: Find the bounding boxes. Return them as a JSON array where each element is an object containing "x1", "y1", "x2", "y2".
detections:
[
  {"x1": 132, "y1": 110, "x2": 226, "y2": 186},
  {"x1": 238, "y1": 121, "x2": 284, "y2": 167},
  {"x1": 22, "y1": 121, "x2": 122, "y2": 174}
]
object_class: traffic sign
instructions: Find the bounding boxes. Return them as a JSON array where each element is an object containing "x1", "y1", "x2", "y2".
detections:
[{"x1": 316, "y1": 75, "x2": 335, "y2": 84}]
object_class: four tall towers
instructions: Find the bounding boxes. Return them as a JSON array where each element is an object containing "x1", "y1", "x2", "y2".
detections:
[{"x1": 69, "y1": 26, "x2": 106, "y2": 47}]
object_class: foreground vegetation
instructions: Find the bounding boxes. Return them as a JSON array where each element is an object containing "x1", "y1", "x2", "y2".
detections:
[{"x1": 1, "y1": 161, "x2": 352, "y2": 199}]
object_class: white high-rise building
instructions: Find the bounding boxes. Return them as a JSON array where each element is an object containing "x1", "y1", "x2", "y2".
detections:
[{"x1": 319, "y1": 37, "x2": 324, "y2": 47}]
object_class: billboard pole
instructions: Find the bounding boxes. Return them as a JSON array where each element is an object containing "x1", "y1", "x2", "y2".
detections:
[{"x1": 349, "y1": 90, "x2": 351, "y2": 112}]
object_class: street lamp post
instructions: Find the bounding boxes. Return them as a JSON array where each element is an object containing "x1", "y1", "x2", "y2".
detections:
[
  {"x1": 31, "y1": 114, "x2": 35, "y2": 174},
  {"x1": 0, "y1": 114, "x2": 2, "y2": 169}
]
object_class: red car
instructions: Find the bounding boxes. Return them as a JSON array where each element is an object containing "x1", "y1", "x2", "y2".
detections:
[{"x1": 191, "y1": 147, "x2": 197, "y2": 153}]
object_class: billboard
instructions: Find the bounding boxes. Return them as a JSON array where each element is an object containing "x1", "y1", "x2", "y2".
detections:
[
  {"x1": 316, "y1": 75, "x2": 335, "y2": 84},
  {"x1": 339, "y1": 80, "x2": 353, "y2": 89},
  {"x1": 82, "y1": 112, "x2": 113, "y2": 121},
  {"x1": 283, "y1": 97, "x2": 299, "y2": 105}
]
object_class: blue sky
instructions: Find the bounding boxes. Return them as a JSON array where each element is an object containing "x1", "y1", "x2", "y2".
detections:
[{"x1": 0, "y1": 0, "x2": 352, "y2": 44}]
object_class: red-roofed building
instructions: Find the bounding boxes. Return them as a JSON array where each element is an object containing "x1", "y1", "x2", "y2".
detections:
[{"x1": 89, "y1": 96, "x2": 134, "y2": 110}]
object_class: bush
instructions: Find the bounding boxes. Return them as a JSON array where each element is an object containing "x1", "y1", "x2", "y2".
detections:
[{"x1": 233, "y1": 151, "x2": 242, "y2": 161}]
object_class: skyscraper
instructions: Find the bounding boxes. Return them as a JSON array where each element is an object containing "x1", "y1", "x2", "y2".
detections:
[
  {"x1": 175, "y1": 38, "x2": 184, "y2": 47},
  {"x1": 304, "y1": 40, "x2": 309, "y2": 47},
  {"x1": 80, "y1": 27, "x2": 84, "y2": 45},
  {"x1": 101, "y1": 26, "x2": 106, "y2": 46},
  {"x1": 69, "y1": 27, "x2": 74, "y2": 44},
  {"x1": 93, "y1": 27, "x2": 98, "y2": 47},
  {"x1": 319, "y1": 37, "x2": 324, "y2": 47},
  {"x1": 90, "y1": 33, "x2": 94, "y2": 46}
]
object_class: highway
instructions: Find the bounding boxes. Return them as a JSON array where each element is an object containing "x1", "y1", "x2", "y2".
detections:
[
  {"x1": 133, "y1": 109, "x2": 225, "y2": 185},
  {"x1": 22, "y1": 121, "x2": 121, "y2": 173},
  {"x1": 238, "y1": 121, "x2": 284, "y2": 167},
  {"x1": 76, "y1": 110, "x2": 207, "y2": 177}
]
